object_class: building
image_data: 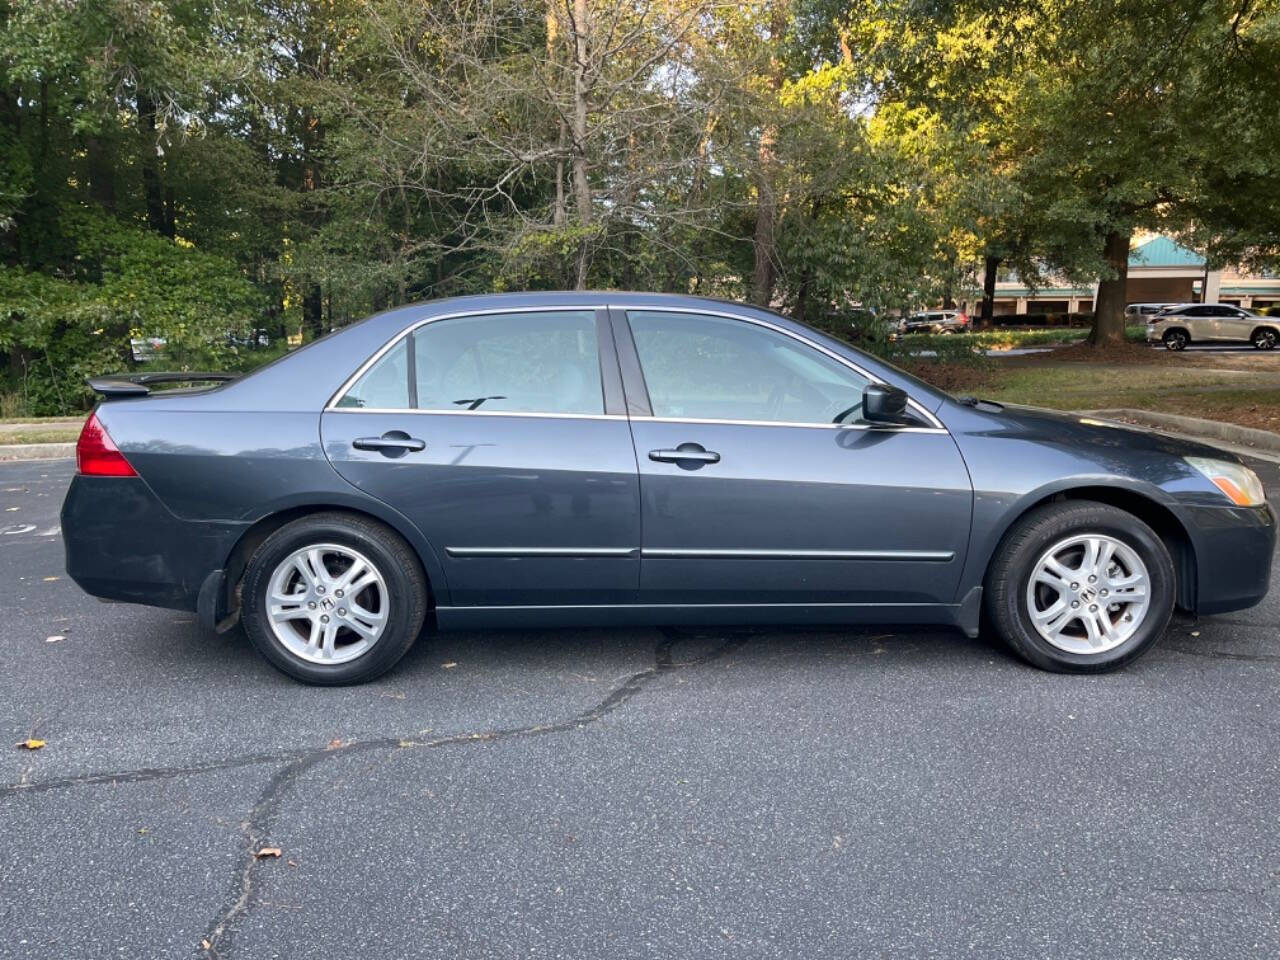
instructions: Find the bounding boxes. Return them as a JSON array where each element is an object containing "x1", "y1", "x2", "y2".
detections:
[{"x1": 972, "y1": 236, "x2": 1280, "y2": 316}]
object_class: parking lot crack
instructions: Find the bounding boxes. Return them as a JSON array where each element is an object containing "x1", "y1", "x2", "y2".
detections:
[{"x1": 196, "y1": 630, "x2": 744, "y2": 958}]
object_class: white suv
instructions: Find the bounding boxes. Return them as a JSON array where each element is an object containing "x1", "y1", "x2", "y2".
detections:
[{"x1": 1146, "y1": 304, "x2": 1280, "y2": 351}]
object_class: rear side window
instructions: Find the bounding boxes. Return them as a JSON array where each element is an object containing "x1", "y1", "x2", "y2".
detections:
[
  {"x1": 337, "y1": 310, "x2": 604, "y2": 415},
  {"x1": 336, "y1": 339, "x2": 410, "y2": 409}
]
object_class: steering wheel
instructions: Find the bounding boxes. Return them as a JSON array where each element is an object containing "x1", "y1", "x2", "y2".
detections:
[{"x1": 765, "y1": 374, "x2": 831, "y2": 420}]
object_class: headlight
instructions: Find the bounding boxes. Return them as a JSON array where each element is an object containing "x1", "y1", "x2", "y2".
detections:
[{"x1": 1185, "y1": 457, "x2": 1267, "y2": 506}]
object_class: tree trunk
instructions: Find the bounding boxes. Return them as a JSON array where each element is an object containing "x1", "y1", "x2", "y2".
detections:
[
  {"x1": 547, "y1": 2, "x2": 567, "y2": 228},
  {"x1": 1089, "y1": 230, "x2": 1130, "y2": 346},
  {"x1": 136, "y1": 93, "x2": 174, "y2": 238},
  {"x1": 751, "y1": 126, "x2": 777, "y2": 307},
  {"x1": 980, "y1": 254, "x2": 1000, "y2": 327},
  {"x1": 303, "y1": 285, "x2": 324, "y2": 341},
  {"x1": 570, "y1": 0, "x2": 592, "y2": 289},
  {"x1": 86, "y1": 134, "x2": 115, "y2": 213},
  {"x1": 751, "y1": 4, "x2": 787, "y2": 308}
]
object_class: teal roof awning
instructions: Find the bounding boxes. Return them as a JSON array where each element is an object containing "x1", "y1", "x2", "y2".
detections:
[{"x1": 1129, "y1": 236, "x2": 1205, "y2": 268}]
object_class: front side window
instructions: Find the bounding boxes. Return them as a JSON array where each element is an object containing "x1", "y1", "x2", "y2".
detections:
[
  {"x1": 338, "y1": 311, "x2": 604, "y2": 415},
  {"x1": 628, "y1": 311, "x2": 876, "y2": 425}
]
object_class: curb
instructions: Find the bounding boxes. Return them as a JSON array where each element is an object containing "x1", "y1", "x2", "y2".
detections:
[
  {"x1": 1089, "y1": 408, "x2": 1280, "y2": 454},
  {"x1": 0, "y1": 442, "x2": 76, "y2": 462}
]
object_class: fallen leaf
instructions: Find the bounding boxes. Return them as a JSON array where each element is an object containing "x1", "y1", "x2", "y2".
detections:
[
  {"x1": 45, "y1": 635, "x2": 65, "y2": 643},
  {"x1": 441, "y1": 661, "x2": 458, "y2": 669},
  {"x1": 287, "y1": 859, "x2": 298, "y2": 868},
  {"x1": 201, "y1": 939, "x2": 211, "y2": 950},
  {"x1": 1190, "y1": 630, "x2": 1201, "y2": 637},
  {"x1": 42, "y1": 576, "x2": 59, "y2": 582},
  {"x1": 254, "y1": 847, "x2": 282, "y2": 859},
  {"x1": 325, "y1": 738, "x2": 345, "y2": 750},
  {"x1": 16, "y1": 739, "x2": 45, "y2": 750}
]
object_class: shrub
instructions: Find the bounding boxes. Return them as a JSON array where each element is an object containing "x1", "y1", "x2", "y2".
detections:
[{"x1": 0, "y1": 210, "x2": 268, "y2": 414}]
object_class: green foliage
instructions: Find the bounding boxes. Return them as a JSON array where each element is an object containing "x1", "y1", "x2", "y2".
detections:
[
  {"x1": 0, "y1": 211, "x2": 266, "y2": 413},
  {"x1": 3, "y1": 0, "x2": 1277, "y2": 418}
]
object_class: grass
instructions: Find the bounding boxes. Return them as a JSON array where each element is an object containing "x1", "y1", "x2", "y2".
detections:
[
  {"x1": 910, "y1": 343, "x2": 1280, "y2": 433},
  {"x1": 0, "y1": 428, "x2": 82, "y2": 445}
]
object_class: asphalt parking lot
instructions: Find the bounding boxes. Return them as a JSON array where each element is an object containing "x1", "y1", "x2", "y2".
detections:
[{"x1": 3, "y1": 458, "x2": 1279, "y2": 959}]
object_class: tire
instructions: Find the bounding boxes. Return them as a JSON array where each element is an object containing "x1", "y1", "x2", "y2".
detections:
[
  {"x1": 1162, "y1": 329, "x2": 1189, "y2": 351},
  {"x1": 984, "y1": 501, "x2": 1176, "y2": 673},
  {"x1": 1251, "y1": 327, "x2": 1278, "y2": 350},
  {"x1": 241, "y1": 512, "x2": 428, "y2": 685}
]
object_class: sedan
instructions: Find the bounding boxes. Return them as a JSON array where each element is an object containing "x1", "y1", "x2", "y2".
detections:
[
  {"x1": 63, "y1": 293, "x2": 1275, "y2": 684},
  {"x1": 902, "y1": 310, "x2": 970, "y2": 334}
]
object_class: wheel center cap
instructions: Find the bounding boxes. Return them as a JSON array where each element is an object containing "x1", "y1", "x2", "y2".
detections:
[
  {"x1": 320, "y1": 597, "x2": 335, "y2": 611},
  {"x1": 1080, "y1": 586, "x2": 1097, "y2": 602}
]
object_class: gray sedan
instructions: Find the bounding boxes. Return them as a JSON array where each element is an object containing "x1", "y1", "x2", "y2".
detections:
[{"x1": 62, "y1": 293, "x2": 1274, "y2": 683}]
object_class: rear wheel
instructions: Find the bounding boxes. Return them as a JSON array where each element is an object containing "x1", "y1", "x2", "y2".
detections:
[
  {"x1": 985, "y1": 502, "x2": 1175, "y2": 672},
  {"x1": 241, "y1": 513, "x2": 427, "y2": 684},
  {"x1": 1162, "y1": 329, "x2": 1189, "y2": 351},
  {"x1": 1251, "y1": 327, "x2": 1278, "y2": 350}
]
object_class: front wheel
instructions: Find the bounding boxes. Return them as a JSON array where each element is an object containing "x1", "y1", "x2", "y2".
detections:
[
  {"x1": 1252, "y1": 327, "x2": 1278, "y2": 350},
  {"x1": 985, "y1": 502, "x2": 1176, "y2": 672},
  {"x1": 1163, "y1": 329, "x2": 1189, "y2": 351},
  {"x1": 241, "y1": 512, "x2": 428, "y2": 684}
]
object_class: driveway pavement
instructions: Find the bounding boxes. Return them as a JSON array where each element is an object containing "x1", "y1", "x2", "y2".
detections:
[{"x1": 2, "y1": 459, "x2": 1278, "y2": 959}]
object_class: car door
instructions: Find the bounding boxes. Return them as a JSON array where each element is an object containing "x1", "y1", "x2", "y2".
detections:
[
  {"x1": 1180, "y1": 305, "x2": 1217, "y2": 339},
  {"x1": 614, "y1": 307, "x2": 973, "y2": 607},
  {"x1": 1217, "y1": 306, "x2": 1253, "y2": 341},
  {"x1": 321, "y1": 308, "x2": 640, "y2": 607}
]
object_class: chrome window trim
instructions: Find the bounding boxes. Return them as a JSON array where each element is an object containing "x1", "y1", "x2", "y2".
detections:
[
  {"x1": 325, "y1": 305, "x2": 610, "y2": 412},
  {"x1": 627, "y1": 415, "x2": 945, "y2": 434},
  {"x1": 615, "y1": 304, "x2": 946, "y2": 431},
  {"x1": 325, "y1": 301, "x2": 947, "y2": 433},
  {"x1": 328, "y1": 407, "x2": 627, "y2": 422}
]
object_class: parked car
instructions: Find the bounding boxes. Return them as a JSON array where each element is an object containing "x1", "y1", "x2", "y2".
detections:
[
  {"x1": 902, "y1": 310, "x2": 970, "y2": 334},
  {"x1": 1147, "y1": 303, "x2": 1280, "y2": 350},
  {"x1": 1124, "y1": 302, "x2": 1177, "y2": 321},
  {"x1": 64, "y1": 293, "x2": 1274, "y2": 684}
]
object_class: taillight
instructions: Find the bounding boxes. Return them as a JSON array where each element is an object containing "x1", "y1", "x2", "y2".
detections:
[{"x1": 76, "y1": 412, "x2": 137, "y2": 477}]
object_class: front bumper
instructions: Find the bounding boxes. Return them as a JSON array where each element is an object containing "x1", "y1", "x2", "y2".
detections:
[
  {"x1": 61, "y1": 475, "x2": 246, "y2": 612},
  {"x1": 1185, "y1": 501, "x2": 1277, "y2": 615}
]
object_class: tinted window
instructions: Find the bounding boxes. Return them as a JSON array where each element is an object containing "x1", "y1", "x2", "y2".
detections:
[
  {"x1": 338, "y1": 311, "x2": 603, "y2": 414},
  {"x1": 1186, "y1": 306, "x2": 1213, "y2": 316},
  {"x1": 413, "y1": 311, "x2": 602, "y2": 415},
  {"x1": 336, "y1": 338, "x2": 410, "y2": 409},
  {"x1": 628, "y1": 311, "x2": 873, "y2": 425}
]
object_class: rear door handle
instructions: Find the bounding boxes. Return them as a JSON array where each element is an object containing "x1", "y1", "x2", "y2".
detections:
[
  {"x1": 353, "y1": 432, "x2": 426, "y2": 454},
  {"x1": 649, "y1": 443, "x2": 720, "y2": 465}
]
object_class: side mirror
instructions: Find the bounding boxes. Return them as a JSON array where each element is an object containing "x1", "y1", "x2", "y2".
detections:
[{"x1": 863, "y1": 383, "x2": 911, "y2": 424}]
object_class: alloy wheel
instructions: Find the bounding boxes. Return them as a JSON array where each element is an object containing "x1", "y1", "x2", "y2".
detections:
[
  {"x1": 1024, "y1": 534, "x2": 1151, "y2": 655},
  {"x1": 1253, "y1": 329, "x2": 1277, "y2": 350},
  {"x1": 265, "y1": 543, "x2": 389, "y2": 664}
]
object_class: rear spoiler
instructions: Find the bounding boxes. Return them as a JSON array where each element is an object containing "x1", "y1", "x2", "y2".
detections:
[{"x1": 87, "y1": 371, "x2": 237, "y2": 399}]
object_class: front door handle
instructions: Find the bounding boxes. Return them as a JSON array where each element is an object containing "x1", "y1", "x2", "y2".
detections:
[
  {"x1": 649, "y1": 443, "x2": 720, "y2": 465},
  {"x1": 353, "y1": 431, "x2": 426, "y2": 456}
]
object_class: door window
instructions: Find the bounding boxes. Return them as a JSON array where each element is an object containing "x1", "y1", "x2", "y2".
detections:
[
  {"x1": 628, "y1": 311, "x2": 875, "y2": 425},
  {"x1": 336, "y1": 338, "x2": 411, "y2": 409},
  {"x1": 338, "y1": 311, "x2": 604, "y2": 415}
]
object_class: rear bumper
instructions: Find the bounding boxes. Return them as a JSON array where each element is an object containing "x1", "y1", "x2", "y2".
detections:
[
  {"x1": 61, "y1": 475, "x2": 246, "y2": 612},
  {"x1": 1186, "y1": 501, "x2": 1276, "y2": 615}
]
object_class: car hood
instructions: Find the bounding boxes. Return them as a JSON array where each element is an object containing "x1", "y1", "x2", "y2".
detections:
[{"x1": 969, "y1": 401, "x2": 1241, "y2": 463}]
